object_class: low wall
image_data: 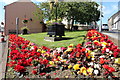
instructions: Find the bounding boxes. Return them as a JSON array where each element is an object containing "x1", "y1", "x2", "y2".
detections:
[
  {"x1": 107, "y1": 35, "x2": 120, "y2": 48},
  {"x1": 78, "y1": 26, "x2": 89, "y2": 30}
]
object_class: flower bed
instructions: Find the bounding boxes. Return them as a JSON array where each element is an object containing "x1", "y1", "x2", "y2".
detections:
[{"x1": 6, "y1": 30, "x2": 120, "y2": 79}]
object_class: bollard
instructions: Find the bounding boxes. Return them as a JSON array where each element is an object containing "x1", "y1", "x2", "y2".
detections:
[{"x1": 0, "y1": 32, "x2": 5, "y2": 42}]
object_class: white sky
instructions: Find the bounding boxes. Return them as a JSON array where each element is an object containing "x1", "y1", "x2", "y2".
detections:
[
  {"x1": 0, "y1": 0, "x2": 47, "y2": 4},
  {"x1": 0, "y1": 0, "x2": 120, "y2": 4}
]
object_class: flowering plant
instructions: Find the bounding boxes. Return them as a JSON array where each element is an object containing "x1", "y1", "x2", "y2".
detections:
[
  {"x1": 7, "y1": 29, "x2": 120, "y2": 78},
  {"x1": 22, "y1": 18, "x2": 28, "y2": 24}
]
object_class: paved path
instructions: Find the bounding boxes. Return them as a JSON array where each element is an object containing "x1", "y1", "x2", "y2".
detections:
[
  {"x1": 102, "y1": 31, "x2": 120, "y2": 47},
  {"x1": 0, "y1": 42, "x2": 8, "y2": 80},
  {"x1": 102, "y1": 32, "x2": 120, "y2": 40}
]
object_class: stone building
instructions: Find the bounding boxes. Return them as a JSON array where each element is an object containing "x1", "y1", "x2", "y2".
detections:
[
  {"x1": 108, "y1": 11, "x2": 120, "y2": 31},
  {"x1": 4, "y1": 0, "x2": 44, "y2": 35}
]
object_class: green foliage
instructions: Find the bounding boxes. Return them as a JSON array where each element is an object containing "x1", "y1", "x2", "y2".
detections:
[
  {"x1": 32, "y1": 60, "x2": 39, "y2": 66},
  {"x1": 46, "y1": 19, "x2": 63, "y2": 26},
  {"x1": 35, "y1": 2, "x2": 100, "y2": 25}
]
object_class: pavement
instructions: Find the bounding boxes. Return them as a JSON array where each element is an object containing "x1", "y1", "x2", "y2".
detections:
[
  {"x1": 102, "y1": 32, "x2": 120, "y2": 40},
  {"x1": 0, "y1": 41, "x2": 8, "y2": 79},
  {"x1": 102, "y1": 31, "x2": 120, "y2": 47}
]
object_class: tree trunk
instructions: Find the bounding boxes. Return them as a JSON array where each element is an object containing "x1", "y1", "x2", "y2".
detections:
[
  {"x1": 94, "y1": 21, "x2": 96, "y2": 29},
  {"x1": 70, "y1": 19, "x2": 74, "y2": 31},
  {"x1": 67, "y1": 20, "x2": 71, "y2": 30}
]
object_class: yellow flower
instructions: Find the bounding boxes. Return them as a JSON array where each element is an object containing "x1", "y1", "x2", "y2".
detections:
[
  {"x1": 68, "y1": 64, "x2": 72, "y2": 69},
  {"x1": 83, "y1": 70, "x2": 88, "y2": 76},
  {"x1": 101, "y1": 42, "x2": 107, "y2": 47},
  {"x1": 60, "y1": 59, "x2": 66, "y2": 63},
  {"x1": 49, "y1": 61, "x2": 54, "y2": 65},
  {"x1": 87, "y1": 67, "x2": 93, "y2": 75},
  {"x1": 92, "y1": 56, "x2": 94, "y2": 58},
  {"x1": 73, "y1": 64, "x2": 80, "y2": 70},
  {"x1": 37, "y1": 49, "x2": 41, "y2": 52},
  {"x1": 88, "y1": 50, "x2": 91, "y2": 54},
  {"x1": 91, "y1": 56, "x2": 95, "y2": 61},
  {"x1": 41, "y1": 50, "x2": 46, "y2": 54},
  {"x1": 58, "y1": 56, "x2": 62, "y2": 60},
  {"x1": 80, "y1": 67, "x2": 86, "y2": 73},
  {"x1": 114, "y1": 58, "x2": 120, "y2": 64},
  {"x1": 44, "y1": 53, "x2": 49, "y2": 57},
  {"x1": 93, "y1": 40, "x2": 99, "y2": 43},
  {"x1": 77, "y1": 71, "x2": 81, "y2": 74},
  {"x1": 102, "y1": 42, "x2": 107, "y2": 45},
  {"x1": 65, "y1": 76, "x2": 69, "y2": 78},
  {"x1": 87, "y1": 56, "x2": 91, "y2": 59},
  {"x1": 70, "y1": 44, "x2": 74, "y2": 47},
  {"x1": 66, "y1": 48, "x2": 73, "y2": 52}
]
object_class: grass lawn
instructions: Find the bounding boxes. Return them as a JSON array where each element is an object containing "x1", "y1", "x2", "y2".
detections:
[{"x1": 19, "y1": 31, "x2": 87, "y2": 48}]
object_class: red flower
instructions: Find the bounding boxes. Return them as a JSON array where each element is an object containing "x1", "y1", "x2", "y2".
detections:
[
  {"x1": 7, "y1": 63, "x2": 14, "y2": 67},
  {"x1": 92, "y1": 37, "x2": 98, "y2": 41},
  {"x1": 76, "y1": 44, "x2": 82, "y2": 48},
  {"x1": 108, "y1": 67, "x2": 115, "y2": 73},
  {"x1": 26, "y1": 78, "x2": 30, "y2": 80},
  {"x1": 41, "y1": 59, "x2": 49, "y2": 65},
  {"x1": 114, "y1": 49, "x2": 119, "y2": 52},
  {"x1": 87, "y1": 32, "x2": 92, "y2": 37},
  {"x1": 76, "y1": 52, "x2": 81, "y2": 57},
  {"x1": 14, "y1": 65, "x2": 26, "y2": 72},
  {"x1": 94, "y1": 42, "x2": 99, "y2": 46},
  {"x1": 32, "y1": 70, "x2": 37, "y2": 74},
  {"x1": 33, "y1": 46, "x2": 38, "y2": 51},
  {"x1": 102, "y1": 64, "x2": 109, "y2": 69},
  {"x1": 36, "y1": 52, "x2": 41, "y2": 56},
  {"x1": 86, "y1": 53, "x2": 89, "y2": 57},
  {"x1": 104, "y1": 71, "x2": 109, "y2": 75},
  {"x1": 54, "y1": 78, "x2": 60, "y2": 80},
  {"x1": 54, "y1": 73, "x2": 57, "y2": 75},
  {"x1": 39, "y1": 72, "x2": 46, "y2": 76},
  {"x1": 111, "y1": 45, "x2": 117, "y2": 51},
  {"x1": 113, "y1": 52, "x2": 119, "y2": 58},
  {"x1": 10, "y1": 61, "x2": 17, "y2": 64},
  {"x1": 106, "y1": 39, "x2": 111, "y2": 43},
  {"x1": 100, "y1": 59, "x2": 105, "y2": 64},
  {"x1": 82, "y1": 48, "x2": 86, "y2": 52}
]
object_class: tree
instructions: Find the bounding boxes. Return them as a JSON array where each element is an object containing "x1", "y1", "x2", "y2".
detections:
[{"x1": 35, "y1": 1, "x2": 100, "y2": 29}]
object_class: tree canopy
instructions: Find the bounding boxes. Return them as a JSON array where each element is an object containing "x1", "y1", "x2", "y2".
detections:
[{"x1": 35, "y1": 2, "x2": 100, "y2": 25}]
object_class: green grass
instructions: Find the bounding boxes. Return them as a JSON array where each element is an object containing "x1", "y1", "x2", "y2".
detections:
[{"x1": 19, "y1": 31, "x2": 87, "y2": 48}]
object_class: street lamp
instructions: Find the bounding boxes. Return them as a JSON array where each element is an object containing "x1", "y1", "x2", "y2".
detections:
[
  {"x1": 49, "y1": 0, "x2": 58, "y2": 22},
  {"x1": 99, "y1": 0, "x2": 102, "y2": 32}
]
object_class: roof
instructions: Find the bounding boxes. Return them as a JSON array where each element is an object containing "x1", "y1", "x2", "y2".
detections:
[
  {"x1": 108, "y1": 10, "x2": 120, "y2": 21},
  {"x1": 4, "y1": 0, "x2": 35, "y2": 9}
]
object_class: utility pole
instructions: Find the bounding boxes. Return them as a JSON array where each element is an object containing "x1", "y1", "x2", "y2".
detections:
[{"x1": 99, "y1": 0, "x2": 102, "y2": 32}]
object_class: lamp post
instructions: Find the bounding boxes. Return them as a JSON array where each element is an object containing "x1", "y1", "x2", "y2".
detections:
[
  {"x1": 50, "y1": 0, "x2": 58, "y2": 22},
  {"x1": 99, "y1": 0, "x2": 102, "y2": 32}
]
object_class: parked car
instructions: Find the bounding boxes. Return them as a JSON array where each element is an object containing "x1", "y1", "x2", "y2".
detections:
[{"x1": 102, "y1": 24, "x2": 109, "y2": 31}]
